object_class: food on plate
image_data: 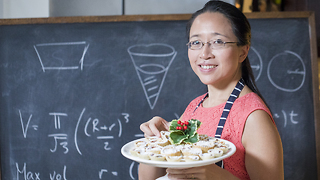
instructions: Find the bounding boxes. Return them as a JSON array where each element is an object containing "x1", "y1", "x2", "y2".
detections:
[
  {"x1": 166, "y1": 155, "x2": 183, "y2": 162},
  {"x1": 218, "y1": 144, "x2": 229, "y2": 154},
  {"x1": 181, "y1": 147, "x2": 202, "y2": 156},
  {"x1": 199, "y1": 153, "x2": 216, "y2": 160},
  {"x1": 146, "y1": 145, "x2": 162, "y2": 154},
  {"x1": 149, "y1": 153, "x2": 166, "y2": 161},
  {"x1": 184, "y1": 155, "x2": 201, "y2": 162},
  {"x1": 129, "y1": 119, "x2": 230, "y2": 162},
  {"x1": 193, "y1": 141, "x2": 215, "y2": 153},
  {"x1": 136, "y1": 149, "x2": 151, "y2": 160},
  {"x1": 134, "y1": 140, "x2": 148, "y2": 148},
  {"x1": 208, "y1": 148, "x2": 224, "y2": 158},
  {"x1": 161, "y1": 146, "x2": 181, "y2": 156},
  {"x1": 130, "y1": 147, "x2": 144, "y2": 156}
]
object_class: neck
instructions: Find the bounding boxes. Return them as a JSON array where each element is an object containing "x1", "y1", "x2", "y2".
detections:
[{"x1": 204, "y1": 78, "x2": 241, "y2": 108}]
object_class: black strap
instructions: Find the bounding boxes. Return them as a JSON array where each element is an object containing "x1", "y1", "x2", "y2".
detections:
[
  {"x1": 191, "y1": 78, "x2": 245, "y2": 168},
  {"x1": 193, "y1": 93, "x2": 208, "y2": 114},
  {"x1": 214, "y1": 78, "x2": 244, "y2": 168},
  {"x1": 215, "y1": 78, "x2": 245, "y2": 138}
]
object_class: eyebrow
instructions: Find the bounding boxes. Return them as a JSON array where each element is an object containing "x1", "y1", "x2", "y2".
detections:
[{"x1": 189, "y1": 32, "x2": 228, "y2": 39}]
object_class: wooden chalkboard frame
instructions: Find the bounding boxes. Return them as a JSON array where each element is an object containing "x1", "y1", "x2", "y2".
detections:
[{"x1": 0, "y1": 11, "x2": 319, "y2": 180}]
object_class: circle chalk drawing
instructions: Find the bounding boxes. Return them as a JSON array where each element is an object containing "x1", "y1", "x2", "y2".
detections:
[
  {"x1": 267, "y1": 50, "x2": 306, "y2": 92},
  {"x1": 248, "y1": 47, "x2": 263, "y2": 81}
]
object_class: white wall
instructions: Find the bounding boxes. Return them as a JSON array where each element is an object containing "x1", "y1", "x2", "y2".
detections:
[
  {"x1": 0, "y1": 0, "x2": 236, "y2": 19},
  {"x1": 49, "y1": 0, "x2": 122, "y2": 17},
  {"x1": 1, "y1": 0, "x2": 49, "y2": 19},
  {"x1": 125, "y1": 0, "x2": 235, "y2": 15},
  {"x1": 125, "y1": 0, "x2": 208, "y2": 15},
  {"x1": 0, "y1": 0, "x2": 3, "y2": 18}
]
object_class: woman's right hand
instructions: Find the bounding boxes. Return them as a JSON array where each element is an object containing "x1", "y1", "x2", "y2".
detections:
[{"x1": 140, "y1": 116, "x2": 170, "y2": 138}]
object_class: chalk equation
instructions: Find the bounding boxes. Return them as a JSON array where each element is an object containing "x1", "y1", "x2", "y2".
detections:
[
  {"x1": 16, "y1": 162, "x2": 121, "y2": 180},
  {"x1": 17, "y1": 109, "x2": 139, "y2": 179},
  {"x1": 34, "y1": 42, "x2": 90, "y2": 72},
  {"x1": 128, "y1": 43, "x2": 177, "y2": 110},
  {"x1": 248, "y1": 48, "x2": 306, "y2": 92},
  {"x1": 16, "y1": 109, "x2": 183, "y2": 180},
  {"x1": 273, "y1": 110, "x2": 299, "y2": 128},
  {"x1": 18, "y1": 108, "x2": 129, "y2": 155},
  {"x1": 16, "y1": 163, "x2": 67, "y2": 180}
]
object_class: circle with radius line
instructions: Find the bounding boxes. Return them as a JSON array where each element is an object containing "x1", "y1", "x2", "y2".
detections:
[
  {"x1": 267, "y1": 50, "x2": 305, "y2": 92},
  {"x1": 248, "y1": 47, "x2": 263, "y2": 81}
]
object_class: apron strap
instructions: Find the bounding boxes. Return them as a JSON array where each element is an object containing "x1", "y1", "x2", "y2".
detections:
[
  {"x1": 193, "y1": 93, "x2": 208, "y2": 114},
  {"x1": 215, "y1": 78, "x2": 245, "y2": 138},
  {"x1": 214, "y1": 78, "x2": 245, "y2": 168},
  {"x1": 191, "y1": 78, "x2": 245, "y2": 168}
]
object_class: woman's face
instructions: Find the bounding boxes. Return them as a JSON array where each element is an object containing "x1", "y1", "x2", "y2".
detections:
[{"x1": 188, "y1": 12, "x2": 248, "y2": 87}]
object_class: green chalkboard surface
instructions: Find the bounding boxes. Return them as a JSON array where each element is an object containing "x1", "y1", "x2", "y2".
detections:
[{"x1": 0, "y1": 12, "x2": 319, "y2": 180}]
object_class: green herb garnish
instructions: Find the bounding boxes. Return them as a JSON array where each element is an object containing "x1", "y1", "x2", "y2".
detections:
[{"x1": 169, "y1": 119, "x2": 202, "y2": 144}]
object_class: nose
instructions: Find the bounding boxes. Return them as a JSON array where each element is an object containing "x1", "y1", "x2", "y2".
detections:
[{"x1": 200, "y1": 43, "x2": 214, "y2": 60}]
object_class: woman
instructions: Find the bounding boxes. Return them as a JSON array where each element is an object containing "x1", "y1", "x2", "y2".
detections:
[{"x1": 139, "y1": 1, "x2": 284, "y2": 179}]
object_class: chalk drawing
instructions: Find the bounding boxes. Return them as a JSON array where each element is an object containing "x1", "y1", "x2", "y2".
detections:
[
  {"x1": 128, "y1": 43, "x2": 176, "y2": 110},
  {"x1": 248, "y1": 47, "x2": 263, "y2": 81},
  {"x1": 34, "y1": 42, "x2": 89, "y2": 72},
  {"x1": 128, "y1": 43, "x2": 177, "y2": 109},
  {"x1": 267, "y1": 50, "x2": 305, "y2": 92}
]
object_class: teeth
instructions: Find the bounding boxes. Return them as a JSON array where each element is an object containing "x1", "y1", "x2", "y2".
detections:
[{"x1": 201, "y1": 65, "x2": 216, "y2": 69}]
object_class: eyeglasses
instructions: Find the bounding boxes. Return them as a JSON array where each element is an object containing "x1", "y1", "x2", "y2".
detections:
[{"x1": 186, "y1": 39, "x2": 238, "y2": 50}]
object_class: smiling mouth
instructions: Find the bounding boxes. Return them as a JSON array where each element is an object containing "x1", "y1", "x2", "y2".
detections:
[{"x1": 200, "y1": 65, "x2": 217, "y2": 69}]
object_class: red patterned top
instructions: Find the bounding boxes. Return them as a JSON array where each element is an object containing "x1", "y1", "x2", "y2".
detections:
[{"x1": 181, "y1": 92, "x2": 274, "y2": 180}]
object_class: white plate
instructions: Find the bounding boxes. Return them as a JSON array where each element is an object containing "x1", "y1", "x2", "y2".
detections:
[{"x1": 121, "y1": 138, "x2": 236, "y2": 168}]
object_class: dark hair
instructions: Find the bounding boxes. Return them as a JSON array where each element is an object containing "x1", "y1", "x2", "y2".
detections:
[{"x1": 187, "y1": 0, "x2": 267, "y2": 105}]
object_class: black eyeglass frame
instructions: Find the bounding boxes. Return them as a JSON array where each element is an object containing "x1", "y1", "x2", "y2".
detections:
[{"x1": 186, "y1": 40, "x2": 239, "y2": 50}]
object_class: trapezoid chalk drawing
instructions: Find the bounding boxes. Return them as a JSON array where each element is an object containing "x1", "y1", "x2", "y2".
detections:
[
  {"x1": 128, "y1": 43, "x2": 177, "y2": 110},
  {"x1": 34, "y1": 41, "x2": 89, "y2": 72}
]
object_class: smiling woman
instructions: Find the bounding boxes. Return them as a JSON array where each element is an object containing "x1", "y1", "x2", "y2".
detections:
[
  {"x1": 187, "y1": 12, "x2": 247, "y2": 90},
  {"x1": 139, "y1": 1, "x2": 284, "y2": 180}
]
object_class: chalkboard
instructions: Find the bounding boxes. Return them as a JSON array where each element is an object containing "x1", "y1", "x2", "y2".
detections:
[{"x1": 0, "y1": 12, "x2": 319, "y2": 180}]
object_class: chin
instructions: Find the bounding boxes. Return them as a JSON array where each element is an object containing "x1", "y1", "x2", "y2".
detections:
[{"x1": 198, "y1": 78, "x2": 216, "y2": 85}]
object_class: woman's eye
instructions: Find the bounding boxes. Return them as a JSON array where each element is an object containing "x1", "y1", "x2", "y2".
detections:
[
  {"x1": 214, "y1": 39, "x2": 224, "y2": 44},
  {"x1": 192, "y1": 40, "x2": 201, "y2": 45}
]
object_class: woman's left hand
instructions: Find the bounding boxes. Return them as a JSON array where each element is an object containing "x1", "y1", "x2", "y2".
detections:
[
  {"x1": 166, "y1": 164, "x2": 215, "y2": 180},
  {"x1": 166, "y1": 163, "x2": 239, "y2": 180}
]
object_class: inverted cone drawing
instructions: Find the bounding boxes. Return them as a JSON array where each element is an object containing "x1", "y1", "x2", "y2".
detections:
[
  {"x1": 34, "y1": 41, "x2": 89, "y2": 72},
  {"x1": 128, "y1": 43, "x2": 177, "y2": 109}
]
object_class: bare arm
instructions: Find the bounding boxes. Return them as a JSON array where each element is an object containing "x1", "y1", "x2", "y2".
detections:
[
  {"x1": 138, "y1": 164, "x2": 166, "y2": 180},
  {"x1": 242, "y1": 110, "x2": 284, "y2": 180}
]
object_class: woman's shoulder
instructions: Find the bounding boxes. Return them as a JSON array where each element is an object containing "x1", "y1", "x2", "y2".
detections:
[
  {"x1": 238, "y1": 91, "x2": 266, "y2": 107},
  {"x1": 235, "y1": 91, "x2": 272, "y2": 117}
]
